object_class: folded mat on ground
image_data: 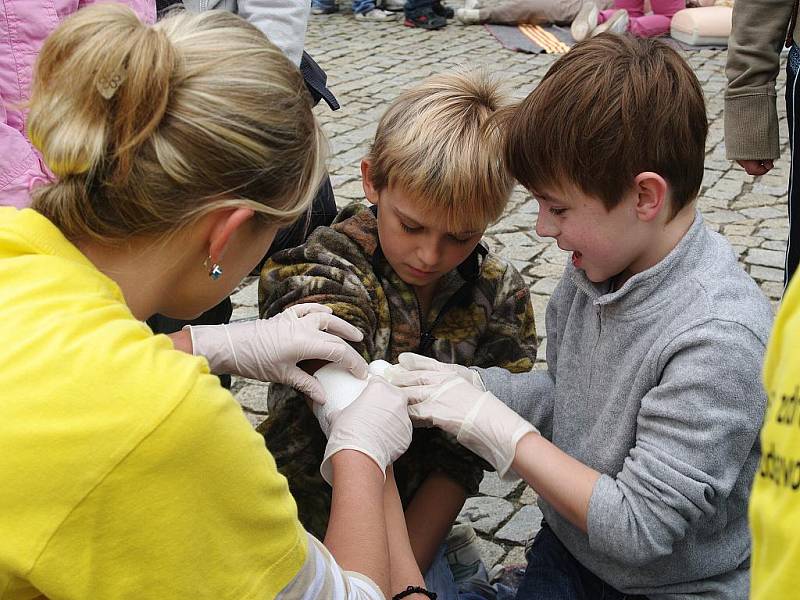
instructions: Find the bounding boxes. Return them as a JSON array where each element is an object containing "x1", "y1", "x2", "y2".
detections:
[{"x1": 484, "y1": 22, "x2": 728, "y2": 54}]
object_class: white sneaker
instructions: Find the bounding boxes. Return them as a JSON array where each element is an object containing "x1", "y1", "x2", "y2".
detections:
[
  {"x1": 455, "y1": 8, "x2": 481, "y2": 23},
  {"x1": 381, "y1": 0, "x2": 405, "y2": 12},
  {"x1": 591, "y1": 8, "x2": 628, "y2": 36},
  {"x1": 355, "y1": 7, "x2": 397, "y2": 20},
  {"x1": 570, "y1": 2, "x2": 598, "y2": 42}
]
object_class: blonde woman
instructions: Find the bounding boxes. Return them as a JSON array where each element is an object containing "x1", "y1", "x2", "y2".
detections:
[{"x1": 0, "y1": 6, "x2": 428, "y2": 599}]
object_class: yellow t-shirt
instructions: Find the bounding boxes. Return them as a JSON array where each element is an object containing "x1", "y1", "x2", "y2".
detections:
[
  {"x1": 0, "y1": 208, "x2": 306, "y2": 599},
  {"x1": 750, "y1": 273, "x2": 800, "y2": 599}
]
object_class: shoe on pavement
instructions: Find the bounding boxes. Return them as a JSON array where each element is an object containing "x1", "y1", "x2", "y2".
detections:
[
  {"x1": 381, "y1": 0, "x2": 405, "y2": 12},
  {"x1": 570, "y1": 2, "x2": 598, "y2": 42},
  {"x1": 355, "y1": 7, "x2": 397, "y2": 20},
  {"x1": 404, "y1": 6, "x2": 447, "y2": 28},
  {"x1": 311, "y1": 3, "x2": 338, "y2": 13},
  {"x1": 456, "y1": 7, "x2": 481, "y2": 23},
  {"x1": 445, "y1": 524, "x2": 484, "y2": 583},
  {"x1": 591, "y1": 8, "x2": 628, "y2": 35},
  {"x1": 433, "y1": 0, "x2": 455, "y2": 18}
]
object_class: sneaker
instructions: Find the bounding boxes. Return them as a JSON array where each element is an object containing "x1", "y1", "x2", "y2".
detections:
[
  {"x1": 404, "y1": 6, "x2": 447, "y2": 28},
  {"x1": 433, "y1": 0, "x2": 455, "y2": 18},
  {"x1": 455, "y1": 7, "x2": 481, "y2": 23},
  {"x1": 311, "y1": 3, "x2": 338, "y2": 13},
  {"x1": 381, "y1": 0, "x2": 405, "y2": 11},
  {"x1": 570, "y1": 2, "x2": 598, "y2": 42},
  {"x1": 355, "y1": 7, "x2": 398, "y2": 20},
  {"x1": 489, "y1": 563, "x2": 528, "y2": 591},
  {"x1": 445, "y1": 524, "x2": 483, "y2": 583},
  {"x1": 591, "y1": 8, "x2": 628, "y2": 35}
]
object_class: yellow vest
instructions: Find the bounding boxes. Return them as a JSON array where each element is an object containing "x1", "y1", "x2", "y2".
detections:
[
  {"x1": 750, "y1": 273, "x2": 800, "y2": 599},
  {"x1": 0, "y1": 208, "x2": 305, "y2": 599}
]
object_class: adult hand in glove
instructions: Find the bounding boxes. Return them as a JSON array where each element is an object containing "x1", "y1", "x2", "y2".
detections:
[
  {"x1": 186, "y1": 303, "x2": 368, "y2": 404},
  {"x1": 320, "y1": 377, "x2": 413, "y2": 485},
  {"x1": 386, "y1": 368, "x2": 537, "y2": 480}
]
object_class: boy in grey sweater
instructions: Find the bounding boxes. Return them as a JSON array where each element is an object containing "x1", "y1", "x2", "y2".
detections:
[{"x1": 387, "y1": 35, "x2": 773, "y2": 599}]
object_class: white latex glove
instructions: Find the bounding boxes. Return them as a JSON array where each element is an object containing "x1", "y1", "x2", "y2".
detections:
[
  {"x1": 320, "y1": 377, "x2": 412, "y2": 485},
  {"x1": 397, "y1": 375, "x2": 537, "y2": 480},
  {"x1": 187, "y1": 303, "x2": 368, "y2": 404},
  {"x1": 387, "y1": 352, "x2": 485, "y2": 391}
]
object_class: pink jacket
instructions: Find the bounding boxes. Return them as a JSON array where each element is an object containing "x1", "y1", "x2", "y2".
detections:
[{"x1": 0, "y1": 0, "x2": 155, "y2": 208}]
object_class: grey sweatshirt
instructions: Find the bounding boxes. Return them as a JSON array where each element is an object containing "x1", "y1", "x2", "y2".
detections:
[{"x1": 479, "y1": 212, "x2": 773, "y2": 599}]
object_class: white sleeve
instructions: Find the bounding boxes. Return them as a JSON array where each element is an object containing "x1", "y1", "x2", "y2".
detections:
[
  {"x1": 276, "y1": 533, "x2": 386, "y2": 600},
  {"x1": 238, "y1": 0, "x2": 309, "y2": 65}
]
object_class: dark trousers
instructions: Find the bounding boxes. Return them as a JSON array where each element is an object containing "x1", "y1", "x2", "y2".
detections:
[
  {"x1": 146, "y1": 177, "x2": 338, "y2": 386},
  {"x1": 516, "y1": 524, "x2": 646, "y2": 600},
  {"x1": 786, "y1": 48, "x2": 800, "y2": 286}
]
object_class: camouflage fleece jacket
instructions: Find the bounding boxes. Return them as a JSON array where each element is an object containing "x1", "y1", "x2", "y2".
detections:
[{"x1": 257, "y1": 202, "x2": 537, "y2": 539}]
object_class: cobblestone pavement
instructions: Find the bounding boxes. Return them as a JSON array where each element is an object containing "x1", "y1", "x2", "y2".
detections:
[{"x1": 231, "y1": 12, "x2": 790, "y2": 571}]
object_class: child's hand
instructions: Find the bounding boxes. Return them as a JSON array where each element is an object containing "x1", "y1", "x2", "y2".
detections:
[
  {"x1": 384, "y1": 353, "x2": 485, "y2": 391},
  {"x1": 398, "y1": 376, "x2": 537, "y2": 480}
]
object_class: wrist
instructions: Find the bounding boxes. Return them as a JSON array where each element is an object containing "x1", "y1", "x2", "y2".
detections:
[
  {"x1": 331, "y1": 449, "x2": 385, "y2": 483},
  {"x1": 170, "y1": 328, "x2": 194, "y2": 354}
]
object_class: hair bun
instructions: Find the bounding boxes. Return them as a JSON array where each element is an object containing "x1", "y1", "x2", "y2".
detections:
[{"x1": 27, "y1": 4, "x2": 175, "y2": 181}]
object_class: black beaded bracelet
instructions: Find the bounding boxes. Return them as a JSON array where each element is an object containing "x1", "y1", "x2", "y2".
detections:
[{"x1": 392, "y1": 585, "x2": 438, "y2": 599}]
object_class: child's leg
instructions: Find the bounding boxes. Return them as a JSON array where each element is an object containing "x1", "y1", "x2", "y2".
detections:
[
  {"x1": 515, "y1": 524, "x2": 646, "y2": 600},
  {"x1": 624, "y1": 0, "x2": 682, "y2": 36},
  {"x1": 423, "y1": 544, "x2": 461, "y2": 600},
  {"x1": 514, "y1": 525, "x2": 587, "y2": 599},
  {"x1": 311, "y1": 0, "x2": 338, "y2": 12},
  {"x1": 352, "y1": 0, "x2": 377, "y2": 14},
  {"x1": 597, "y1": 0, "x2": 644, "y2": 24},
  {"x1": 482, "y1": 0, "x2": 582, "y2": 25}
]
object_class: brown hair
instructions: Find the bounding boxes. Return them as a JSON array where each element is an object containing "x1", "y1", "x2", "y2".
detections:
[
  {"x1": 504, "y1": 34, "x2": 708, "y2": 218},
  {"x1": 27, "y1": 4, "x2": 325, "y2": 244},
  {"x1": 367, "y1": 70, "x2": 514, "y2": 232}
]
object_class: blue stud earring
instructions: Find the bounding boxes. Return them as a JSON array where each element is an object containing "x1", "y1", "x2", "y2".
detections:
[{"x1": 204, "y1": 257, "x2": 223, "y2": 281}]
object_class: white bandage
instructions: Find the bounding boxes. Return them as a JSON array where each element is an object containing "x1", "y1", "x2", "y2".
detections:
[{"x1": 313, "y1": 360, "x2": 392, "y2": 432}]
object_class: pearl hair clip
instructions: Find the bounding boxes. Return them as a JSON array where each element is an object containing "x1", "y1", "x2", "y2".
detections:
[{"x1": 97, "y1": 66, "x2": 127, "y2": 100}]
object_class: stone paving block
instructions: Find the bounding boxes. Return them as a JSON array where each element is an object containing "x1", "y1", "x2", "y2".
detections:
[
  {"x1": 723, "y1": 224, "x2": 755, "y2": 236},
  {"x1": 762, "y1": 282, "x2": 785, "y2": 301},
  {"x1": 230, "y1": 280, "x2": 258, "y2": 309},
  {"x1": 234, "y1": 379, "x2": 271, "y2": 414},
  {"x1": 502, "y1": 546, "x2": 527, "y2": 567},
  {"x1": 495, "y1": 505, "x2": 544, "y2": 545},
  {"x1": 232, "y1": 305, "x2": 258, "y2": 321},
  {"x1": 757, "y1": 228, "x2": 788, "y2": 243},
  {"x1": 726, "y1": 235, "x2": 763, "y2": 248},
  {"x1": 746, "y1": 248, "x2": 786, "y2": 268},
  {"x1": 458, "y1": 497, "x2": 515, "y2": 535},
  {"x1": 750, "y1": 265, "x2": 785, "y2": 283},
  {"x1": 242, "y1": 410, "x2": 266, "y2": 429},
  {"x1": 532, "y1": 278, "x2": 558, "y2": 296},
  {"x1": 519, "y1": 486, "x2": 537, "y2": 505},
  {"x1": 479, "y1": 471, "x2": 523, "y2": 498},
  {"x1": 742, "y1": 206, "x2": 786, "y2": 220},
  {"x1": 702, "y1": 209, "x2": 746, "y2": 224},
  {"x1": 476, "y1": 537, "x2": 506, "y2": 570},
  {"x1": 762, "y1": 240, "x2": 788, "y2": 251}
]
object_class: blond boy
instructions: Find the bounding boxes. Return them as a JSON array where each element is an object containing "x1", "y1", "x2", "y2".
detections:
[{"x1": 257, "y1": 71, "x2": 537, "y2": 583}]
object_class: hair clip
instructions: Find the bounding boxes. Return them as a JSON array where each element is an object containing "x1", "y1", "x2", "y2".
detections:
[{"x1": 97, "y1": 66, "x2": 127, "y2": 100}]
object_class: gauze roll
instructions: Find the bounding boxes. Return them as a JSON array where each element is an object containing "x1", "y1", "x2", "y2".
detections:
[{"x1": 313, "y1": 359, "x2": 392, "y2": 433}]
